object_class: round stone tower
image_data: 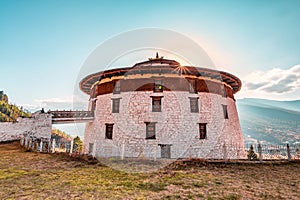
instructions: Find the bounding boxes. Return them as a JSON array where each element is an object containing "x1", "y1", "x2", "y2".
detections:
[{"x1": 80, "y1": 55, "x2": 244, "y2": 159}]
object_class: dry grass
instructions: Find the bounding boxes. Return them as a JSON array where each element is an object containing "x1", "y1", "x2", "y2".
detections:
[{"x1": 0, "y1": 141, "x2": 299, "y2": 200}]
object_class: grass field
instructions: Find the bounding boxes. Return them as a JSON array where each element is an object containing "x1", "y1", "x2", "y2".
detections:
[{"x1": 0, "y1": 142, "x2": 299, "y2": 200}]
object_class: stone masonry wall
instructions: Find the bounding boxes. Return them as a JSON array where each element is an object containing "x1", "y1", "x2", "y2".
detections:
[
  {"x1": 84, "y1": 91, "x2": 245, "y2": 159},
  {"x1": 0, "y1": 113, "x2": 52, "y2": 142}
]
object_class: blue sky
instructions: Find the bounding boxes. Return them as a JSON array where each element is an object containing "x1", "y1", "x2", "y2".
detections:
[{"x1": 1, "y1": 0, "x2": 300, "y2": 110}]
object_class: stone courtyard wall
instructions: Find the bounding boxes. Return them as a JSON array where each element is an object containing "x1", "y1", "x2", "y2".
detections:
[{"x1": 0, "y1": 113, "x2": 52, "y2": 142}]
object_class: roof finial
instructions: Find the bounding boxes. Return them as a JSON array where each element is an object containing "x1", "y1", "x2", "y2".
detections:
[{"x1": 148, "y1": 52, "x2": 164, "y2": 60}]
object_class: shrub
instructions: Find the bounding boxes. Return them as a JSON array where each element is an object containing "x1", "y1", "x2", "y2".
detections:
[{"x1": 247, "y1": 145, "x2": 258, "y2": 161}]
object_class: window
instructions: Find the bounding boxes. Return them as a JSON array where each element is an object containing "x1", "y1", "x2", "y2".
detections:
[
  {"x1": 91, "y1": 86, "x2": 97, "y2": 98},
  {"x1": 152, "y1": 97, "x2": 162, "y2": 112},
  {"x1": 105, "y1": 123, "x2": 114, "y2": 139},
  {"x1": 145, "y1": 122, "x2": 156, "y2": 139},
  {"x1": 159, "y1": 144, "x2": 171, "y2": 158},
  {"x1": 189, "y1": 97, "x2": 199, "y2": 113},
  {"x1": 222, "y1": 86, "x2": 227, "y2": 98},
  {"x1": 199, "y1": 123, "x2": 207, "y2": 139},
  {"x1": 188, "y1": 79, "x2": 197, "y2": 93},
  {"x1": 112, "y1": 98, "x2": 120, "y2": 113},
  {"x1": 113, "y1": 81, "x2": 121, "y2": 94},
  {"x1": 91, "y1": 99, "x2": 96, "y2": 111},
  {"x1": 222, "y1": 105, "x2": 228, "y2": 119},
  {"x1": 154, "y1": 80, "x2": 163, "y2": 92}
]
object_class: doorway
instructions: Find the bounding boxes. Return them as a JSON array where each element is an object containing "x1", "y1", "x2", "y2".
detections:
[{"x1": 159, "y1": 144, "x2": 172, "y2": 159}]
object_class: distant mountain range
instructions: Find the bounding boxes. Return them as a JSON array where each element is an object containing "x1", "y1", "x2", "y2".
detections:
[{"x1": 236, "y1": 98, "x2": 300, "y2": 145}]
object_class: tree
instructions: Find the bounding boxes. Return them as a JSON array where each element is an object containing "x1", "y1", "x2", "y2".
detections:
[
  {"x1": 73, "y1": 136, "x2": 83, "y2": 153},
  {"x1": 247, "y1": 145, "x2": 258, "y2": 161}
]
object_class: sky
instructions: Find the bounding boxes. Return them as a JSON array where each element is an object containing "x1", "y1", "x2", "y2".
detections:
[{"x1": 1, "y1": 0, "x2": 300, "y2": 111}]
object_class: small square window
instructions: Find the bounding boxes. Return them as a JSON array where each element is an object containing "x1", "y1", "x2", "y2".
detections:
[
  {"x1": 199, "y1": 123, "x2": 207, "y2": 139},
  {"x1": 105, "y1": 123, "x2": 114, "y2": 139},
  {"x1": 154, "y1": 80, "x2": 163, "y2": 92},
  {"x1": 189, "y1": 97, "x2": 199, "y2": 113},
  {"x1": 112, "y1": 98, "x2": 120, "y2": 113},
  {"x1": 113, "y1": 81, "x2": 121, "y2": 94},
  {"x1": 152, "y1": 97, "x2": 162, "y2": 112},
  {"x1": 145, "y1": 122, "x2": 156, "y2": 139},
  {"x1": 222, "y1": 105, "x2": 228, "y2": 119}
]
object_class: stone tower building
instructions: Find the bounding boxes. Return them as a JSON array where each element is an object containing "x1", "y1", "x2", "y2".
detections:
[{"x1": 80, "y1": 55, "x2": 244, "y2": 159}]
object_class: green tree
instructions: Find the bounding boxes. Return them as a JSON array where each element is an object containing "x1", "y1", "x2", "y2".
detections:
[
  {"x1": 0, "y1": 91, "x2": 31, "y2": 122},
  {"x1": 247, "y1": 145, "x2": 258, "y2": 161},
  {"x1": 73, "y1": 136, "x2": 83, "y2": 153}
]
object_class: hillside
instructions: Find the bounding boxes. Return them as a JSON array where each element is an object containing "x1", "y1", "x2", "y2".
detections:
[
  {"x1": 236, "y1": 98, "x2": 300, "y2": 144},
  {"x1": 0, "y1": 91, "x2": 31, "y2": 122}
]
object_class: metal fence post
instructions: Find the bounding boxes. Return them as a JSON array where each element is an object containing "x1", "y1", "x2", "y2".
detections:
[
  {"x1": 39, "y1": 140, "x2": 43, "y2": 152},
  {"x1": 287, "y1": 144, "x2": 291, "y2": 161},
  {"x1": 92, "y1": 141, "x2": 96, "y2": 158},
  {"x1": 258, "y1": 143, "x2": 262, "y2": 162},
  {"x1": 154, "y1": 143, "x2": 157, "y2": 161},
  {"x1": 70, "y1": 140, "x2": 73, "y2": 154},
  {"x1": 121, "y1": 141, "x2": 125, "y2": 160},
  {"x1": 52, "y1": 138, "x2": 56, "y2": 153}
]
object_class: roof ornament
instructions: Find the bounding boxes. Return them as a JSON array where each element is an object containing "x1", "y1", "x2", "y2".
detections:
[{"x1": 149, "y1": 52, "x2": 164, "y2": 60}]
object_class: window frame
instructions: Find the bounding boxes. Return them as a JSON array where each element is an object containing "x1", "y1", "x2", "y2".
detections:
[
  {"x1": 113, "y1": 81, "x2": 121, "y2": 94},
  {"x1": 189, "y1": 97, "x2": 199, "y2": 113},
  {"x1": 154, "y1": 80, "x2": 163, "y2": 92},
  {"x1": 105, "y1": 123, "x2": 114, "y2": 140},
  {"x1": 152, "y1": 96, "x2": 162, "y2": 112},
  {"x1": 145, "y1": 122, "x2": 156, "y2": 140},
  {"x1": 222, "y1": 104, "x2": 228, "y2": 119},
  {"x1": 112, "y1": 98, "x2": 121, "y2": 113},
  {"x1": 91, "y1": 99, "x2": 97, "y2": 112},
  {"x1": 188, "y1": 79, "x2": 197, "y2": 93},
  {"x1": 199, "y1": 123, "x2": 207, "y2": 140}
]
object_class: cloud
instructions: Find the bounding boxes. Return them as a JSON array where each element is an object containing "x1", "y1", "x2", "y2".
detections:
[
  {"x1": 246, "y1": 82, "x2": 269, "y2": 90},
  {"x1": 23, "y1": 96, "x2": 88, "y2": 112},
  {"x1": 243, "y1": 65, "x2": 300, "y2": 95}
]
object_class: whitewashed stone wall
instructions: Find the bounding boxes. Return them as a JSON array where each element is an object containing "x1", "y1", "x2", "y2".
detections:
[
  {"x1": 0, "y1": 113, "x2": 52, "y2": 142},
  {"x1": 84, "y1": 91, "x2": 245, "y2": 159}
]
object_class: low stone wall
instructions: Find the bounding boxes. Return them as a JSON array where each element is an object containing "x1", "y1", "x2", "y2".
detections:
[{"x1": 0, "y1": 113, "x2": 52, "y2": 142}]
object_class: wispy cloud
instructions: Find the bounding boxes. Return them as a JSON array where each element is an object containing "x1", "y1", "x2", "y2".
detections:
[
  {"x1": 23, "y1": 95, "x2": 88, "y2": 112},
  {"x1": 235, "y1": 65, "x2": 300, "y2": 100},
  {"x1": 243, "y1": 65, "x2": 300, "y2": 94}
]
